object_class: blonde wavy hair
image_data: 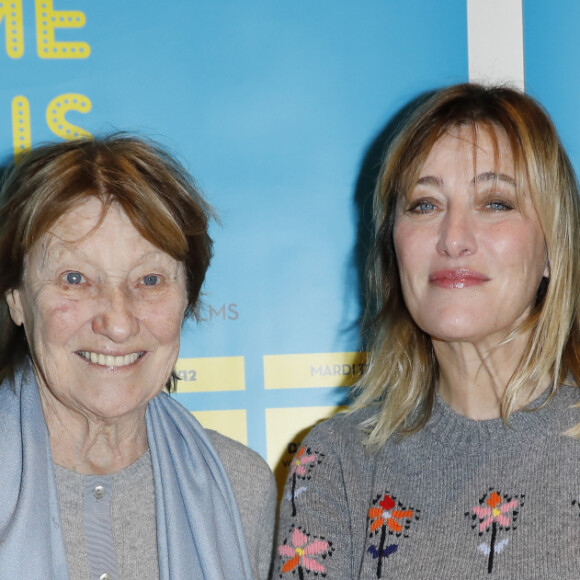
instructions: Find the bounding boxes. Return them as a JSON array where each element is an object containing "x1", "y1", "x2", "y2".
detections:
[{"x1": 352, "y1": 83, "x2": 580, "y2": 448}]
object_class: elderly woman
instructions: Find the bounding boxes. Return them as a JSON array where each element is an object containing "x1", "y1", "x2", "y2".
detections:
[
  {"x1": 276, "y1": 84, "x2": 580, "y2": 578},
  {"x1": 0, "y1": 135, "x2": 276, "y2": 579}
]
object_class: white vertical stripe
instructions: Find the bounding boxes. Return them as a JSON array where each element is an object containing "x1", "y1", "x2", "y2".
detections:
[{"x1": 467, "y1": 0, "x2": 525, "y2": 89}]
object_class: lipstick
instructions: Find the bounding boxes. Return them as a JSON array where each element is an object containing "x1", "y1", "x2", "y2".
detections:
[{"x1": 429, "y1": 269, "x2": 490, "y2": 289}]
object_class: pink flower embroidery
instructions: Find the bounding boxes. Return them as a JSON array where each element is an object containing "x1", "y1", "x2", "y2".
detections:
[
  {"x1": 290, "y1": 446, "x2": 317, "y2": 477},
  {"x1": 472, "y1": 491, "x2": 518, "y2": 533},
  {"x1": 278, "y1": 527, "x2": 331, "y2": 577},
  {"x1": 287, "y1": 445, "x2": 323, "y2": 516},
  {"x1": 466, "y1": 489, "x2": 523, "y2": 574}
]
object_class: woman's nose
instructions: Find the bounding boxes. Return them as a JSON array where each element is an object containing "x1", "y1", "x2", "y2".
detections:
[
  {"x1": 92, "y1": 286, "x2": 138, "y2": 342},
  {"x1": 435, "y1": 206, "x2": 477, "y2": 258}
]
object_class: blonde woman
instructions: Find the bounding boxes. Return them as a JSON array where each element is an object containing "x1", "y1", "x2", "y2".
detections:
[{"x1": 275, "y1": 84, "x2": 580, "y2": 579}]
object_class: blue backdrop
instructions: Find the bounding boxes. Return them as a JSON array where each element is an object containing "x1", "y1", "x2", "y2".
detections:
[{"x1": 0, "y1": 0, "x2": 468, "y2": 473}]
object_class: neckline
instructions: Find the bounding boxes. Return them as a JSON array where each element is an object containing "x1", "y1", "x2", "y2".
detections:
[
  {"x1": 53, "y1": 448, "x2": 151, "y2": 480},
  {"x1": 423, "y1": 385, "x2": 579, "y2": 455}
]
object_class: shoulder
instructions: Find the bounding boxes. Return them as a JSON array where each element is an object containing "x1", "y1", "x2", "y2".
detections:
[
  {"x1": 282, "y1": 407, "x2": 378, "y2": 485},
  {"x1": 301, "y1": 407, "x2": 375, "y2": 451},
  {"x1": 549, "y1": 383, "x2": 580, "y2": 432},
  {"x1": 206, "y1": 430, "x2": 276, "y2": 580},
  {"x1": 554, "y1": 383, "x2": 580, "y2": 407},
  {"x1": 206, "y1": 430, "x2": 276, "y2": 497}
]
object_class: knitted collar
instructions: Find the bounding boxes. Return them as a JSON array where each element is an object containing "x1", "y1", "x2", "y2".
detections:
[{"x1": 423, "y1": 385, "x2": 580, "y2": 456}]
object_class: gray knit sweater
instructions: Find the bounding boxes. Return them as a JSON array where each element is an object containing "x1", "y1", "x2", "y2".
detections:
[
  {"x1": 55, "y1": 429, "x2": 276, "y2": 580},
  {"x1": 275, "y1": 385, "x2": 580, "y2": 579}
]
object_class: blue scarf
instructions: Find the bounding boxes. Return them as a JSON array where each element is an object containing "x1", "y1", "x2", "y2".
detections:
[{"x1": 0, "y1": 361, "x2": 254, "y2": 579}]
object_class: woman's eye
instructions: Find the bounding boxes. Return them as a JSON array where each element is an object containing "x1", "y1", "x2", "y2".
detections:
[
  {"x1": 65, "y1": 271, "x2": 83, "y2": 285},
  {"x1": 409, "y1": 200, "x2": 436, "y2": 213},
  {"x1": 143, "y1": 274, "x2": 159, "y2": 286},
  {"x1": 485, "y1": 200, "x2": 513, "y2": 211}
]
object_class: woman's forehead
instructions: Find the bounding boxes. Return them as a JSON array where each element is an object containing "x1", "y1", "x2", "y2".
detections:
[
  {"x1": 426, "y1": 124, "x2": 513, "y2": 165},
  {"x1": 48, "y1": 197, "x2": 111, "y2": 240},
  {"x1": 26, "y1": 206, "x2": 178, "y2": 276},
  {"x1": 30, "y1": 199, "x2": 144, "y2": 260},
  {"x1": 408, "y1": 123, "x2": 520, "y2": 192}
]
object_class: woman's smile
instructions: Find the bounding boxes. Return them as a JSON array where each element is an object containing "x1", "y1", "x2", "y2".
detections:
[{"x1": 75, "y1": 350, "x2": 144, "y2": 368}]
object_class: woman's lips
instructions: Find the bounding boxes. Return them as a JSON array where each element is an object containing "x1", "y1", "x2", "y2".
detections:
[
  {"x1": 429, "y1": 269, "x2": 490, "y2": 289},
  {"x1": 76, "y1": 350, "x2": 145, "y2": 368}
]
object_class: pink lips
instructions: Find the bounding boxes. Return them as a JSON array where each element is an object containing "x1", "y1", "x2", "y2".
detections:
[{"x1": 429, "y1": 269, "x2": 490, "y2": 289}]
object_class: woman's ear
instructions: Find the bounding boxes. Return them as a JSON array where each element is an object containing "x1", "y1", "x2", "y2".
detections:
[{"x1": 5, "y1": 289, "x2": 24, "y2": 326}]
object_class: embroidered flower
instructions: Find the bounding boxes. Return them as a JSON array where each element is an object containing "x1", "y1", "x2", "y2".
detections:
[
  {"x1": 290, "y1": 446, "x2": 318, "y2": 477},
  {"x1": 367, "y1": 491, "x2": 419, "y2": 578},
  {"x1": 466, "y1": 489, "x2": 523, "y2": 574},
  {"x1": 278, "y1": 526, "x2": 332, "y2": 578},
  {"x1": 286, "y1": 445, "x2": 323, "y2": 517},
  {"x1": 472, "y1": 491, "x2": 518, "y2": 532},
  {"x1": 368, "y1": 493, "x2": 414, "y2": 535}
]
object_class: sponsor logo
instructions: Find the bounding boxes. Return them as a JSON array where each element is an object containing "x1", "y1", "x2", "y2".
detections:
[
  {"x1": 199, "y1": 303, "x2": 239, "y2": 322},
  {"x1": 310, "y1": 362, "x2": 367, "y2": 377}
]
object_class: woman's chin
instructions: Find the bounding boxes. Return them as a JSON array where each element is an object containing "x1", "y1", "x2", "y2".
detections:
[{"x1": 422, "y1": 318, "x2": 496, "y2": 346}]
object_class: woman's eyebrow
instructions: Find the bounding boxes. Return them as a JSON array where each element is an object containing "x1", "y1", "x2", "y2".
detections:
[
  {"x1": 415, "y1": 175, "x2": 443, "y2": 187},
  {"x1": 472, "y1": 171, "x2": 516, "y2": 186},
  {"x1": 415, "y1": 172, "x2": 516, "y2": 189}
]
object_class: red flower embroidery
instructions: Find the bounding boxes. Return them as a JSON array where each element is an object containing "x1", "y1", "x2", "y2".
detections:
[
  {"x1": 368, "y1": 494, "x2": 414, "y2": 534},
  {"x1": 367, "y1": 492, "x2": 419, "y2": 578}
]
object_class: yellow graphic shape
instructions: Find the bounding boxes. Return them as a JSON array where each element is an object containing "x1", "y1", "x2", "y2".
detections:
[
  {"x1": 192, "y1": 409, "x2": 248, "y2": 446},
  {"x1": 0, "y1": 0, "x2": 23, "y2": 58},
  {"x1": 266, "y1": 405, "x2": 346, "y2": 491},
  {"x1": 35, "y1": 0, "x2": 90, "y2": 58},
  {"x1": 12, "y1": 96, "x2": 30, "y2": 160},
  {"x1": 46, "y1": 94, "x2": 92, "y2": 140},
  {"x1": 264, "y1": 351, "x2": 367, "y2": 389},
  {"x1": 175, "y1": 356, "x2": 245, "y2": 393}
]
